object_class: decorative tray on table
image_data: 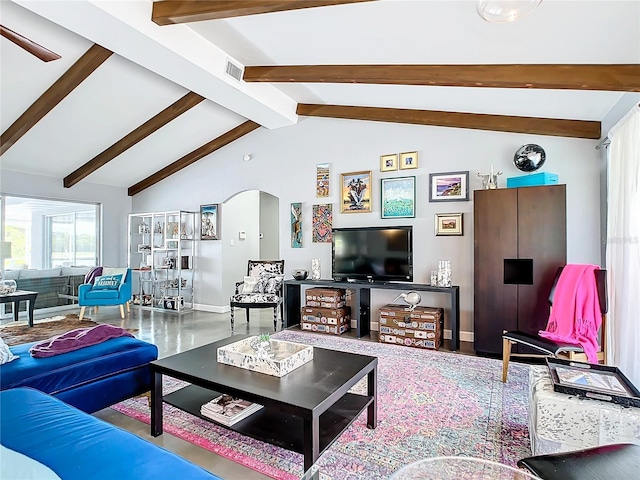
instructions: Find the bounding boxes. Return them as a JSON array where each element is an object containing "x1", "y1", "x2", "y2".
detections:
[
  {"x1": 546, "y1": 357, "x2": 640, "y2": 408},
  {"x1": 217, "y1": 336, "x2": 313, "y2": 377}
]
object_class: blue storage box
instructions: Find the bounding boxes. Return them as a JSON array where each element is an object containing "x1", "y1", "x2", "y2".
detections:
[{"x1": 507, "y1": 172, "x2": 559, "y2": 188}]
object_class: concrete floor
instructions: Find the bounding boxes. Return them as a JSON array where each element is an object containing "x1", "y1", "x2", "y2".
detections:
[{"x1": 14, "y1": 305, "x2": 475, "y2": 480}]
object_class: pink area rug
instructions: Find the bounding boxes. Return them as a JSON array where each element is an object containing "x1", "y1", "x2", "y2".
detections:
[{"x1": 112, "y1": 331, "x2": 531, "y2": 479}]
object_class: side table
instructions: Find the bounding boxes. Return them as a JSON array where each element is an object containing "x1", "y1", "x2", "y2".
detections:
[
  {"x1": 0, "y1": 290, "x2": 38, "y2": 327},
  {"x1": 529, "y1": 365, "x2": 640, "y2": 455}
]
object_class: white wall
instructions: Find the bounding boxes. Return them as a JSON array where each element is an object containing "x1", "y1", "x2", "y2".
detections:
[
  {"x1": 0, "y1": 170, "x2": 131, "y2": 267},
  {"x1": 131, "y1": 117, "x2": 602, "y2": 337}
]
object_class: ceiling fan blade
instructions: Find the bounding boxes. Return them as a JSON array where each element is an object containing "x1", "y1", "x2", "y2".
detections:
[{"x1": 1, "y1": 24, "x2": 61, "y2": 62}]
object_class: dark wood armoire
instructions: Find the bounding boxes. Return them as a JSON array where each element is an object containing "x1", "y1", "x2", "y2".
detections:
[{"x1": 473, "y1": 184, "x2": 567, "y2": 356}]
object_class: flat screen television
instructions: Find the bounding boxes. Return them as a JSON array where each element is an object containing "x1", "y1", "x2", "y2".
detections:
[{"x1": 332, "y1": 226, "x2": 413, "y2": 282}]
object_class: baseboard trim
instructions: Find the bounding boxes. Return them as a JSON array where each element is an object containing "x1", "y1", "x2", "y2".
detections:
[{"x1": 193, "y1": 304, "x2": 229, "y2": 314}]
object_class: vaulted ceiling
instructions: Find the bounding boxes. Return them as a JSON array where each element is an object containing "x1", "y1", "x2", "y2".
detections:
[{"x1": 1, "y1": 0, "x2": 638, "y2": 195}]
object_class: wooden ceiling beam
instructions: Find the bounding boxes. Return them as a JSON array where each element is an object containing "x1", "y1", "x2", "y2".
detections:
[
  {"x1": 296, "y1": 104, "x2": 601, "y2": 139},
  {"x1": 0, "y1": 44, "x2": 112, "y2": 156},
  {"x1": 64, "y1": 92, "x2": 205, "y2": 188},
  {"x1": 128, "y1": 120, "x2": 260, "y2": 196},
  {"x1": 245, "y1": 64, "x2": 640, "y2": 92},
  {"x1": 152, "y1": 0, "x2": 375, "y2": 25},
  {"x1": 1, "y1": 24, "x2": 61, "y2": 62}
]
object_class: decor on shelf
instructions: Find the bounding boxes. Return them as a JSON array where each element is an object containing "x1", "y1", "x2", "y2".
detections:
[
  {"x1": 138, "y1": 221, "x2": 150, "y2": 234},
  {"x1": 154, "y1": 222, "x2": 162, "y2": 234},
  {"x1": 340, "y1": 170, "x2": 372, "y2": 213},
  {"x1": 291, "y1": 202, "x2": 302, "y2": 248},
  {"x1": 316, "y1": 163, "x2": 330, "y2": 197},
  {"x1": 200, "y1": 204, "x2": 220, "y2": 240},
  {"x1": 311, "y1": 259, "x2": 321, "y2": 280},
  {"x1": 514, "y1": 144, "x2": 546, "y2": 172},
  {"x1": 476, "y1": 0, "x2": 543, "y2": 23},
  {"x1": 0, "y1": 279, "x2": 17, "y2": 295},
  {"x1": 380, "y1": 153, "x2": 399, "y2": 172},
  {"x1": 477, "y1": 165, "x2": 503, "y2": 190},
  {"x1": 381, "y1": 176, "x2": 416, "y2": 219},
  {"x1": 312, "y1": 204, "x2": 332, "y2": 243},
  {"x1": 291, "y1": 269, "x2": 308, "y2": 281},
  {"x1": 399, "y1": 151, "x2": 418, "y2": 170},
  {"x1": 392, "y1": 291, "x2": 422, "y2": 311},
  {"x1": 437, "y1": 260, "x2": 452, "y2": 287},
  {"x1": 429, "y1": 171, "x2": 469, "y2": 202},
  {"x1": 435, "y1": 213, "x2": 464, "y2": 236}
]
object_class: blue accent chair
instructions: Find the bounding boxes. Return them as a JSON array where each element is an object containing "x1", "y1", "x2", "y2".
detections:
[{"x1": 78, "y1": 268, "x2": 132, "y2": 320}]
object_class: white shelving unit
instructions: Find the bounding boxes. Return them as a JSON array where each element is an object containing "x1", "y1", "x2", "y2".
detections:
[{"x1": 127, "y1": 211, "x2": 196, "y2": 313}]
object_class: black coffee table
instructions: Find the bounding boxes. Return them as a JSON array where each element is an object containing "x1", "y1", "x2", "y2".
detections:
[
  {"x1": 150, "y1": 334, "x2": 377, "y2": 472},
  {"x1": 0, "y1": 290, "x2": 38, "y2": 327}
]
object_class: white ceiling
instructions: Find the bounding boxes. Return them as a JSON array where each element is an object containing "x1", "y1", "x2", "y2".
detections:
[{"x1": 0, "y1": 0, "x2": 638, "y2": 191}]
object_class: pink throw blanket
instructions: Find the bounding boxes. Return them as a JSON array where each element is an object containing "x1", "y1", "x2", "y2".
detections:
[
  {"x1": 29, "y1": 324, "x2": 133, "y2": 358},
  {"x1": 538, "y1": 264, "x2": 602, "y2": 363}
]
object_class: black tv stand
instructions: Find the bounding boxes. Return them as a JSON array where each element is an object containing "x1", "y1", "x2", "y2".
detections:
[{"x1": 283, "y1": 279, "x2": 460, "y2": 351}]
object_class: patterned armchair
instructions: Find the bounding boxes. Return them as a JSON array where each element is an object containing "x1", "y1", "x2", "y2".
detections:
[{"x1": 230, "y1": 260, "x2": 285, "y2": 331}]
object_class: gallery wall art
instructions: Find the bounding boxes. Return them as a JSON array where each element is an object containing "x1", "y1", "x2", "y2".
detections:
[
  {"x1": 312, "y1": 204, "x2": 332, "y2": 243},
  {"x1": 291, "y1": 202, "x2": 302, "y2": 248}
]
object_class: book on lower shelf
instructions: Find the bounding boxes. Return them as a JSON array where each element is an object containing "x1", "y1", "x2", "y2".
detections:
[{"x1": 200, "y1": 394, "x2": 263, "y2": 426}]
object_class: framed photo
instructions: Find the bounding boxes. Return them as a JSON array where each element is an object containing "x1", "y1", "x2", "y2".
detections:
[
  {"x1": 381, "y1": 176, "x2": 415, "y2": 219},
  {"x1": 380, "y1": 153, "x2": 398, "y2": 172},
  {"x1": 399, "y1": 151, "x2": 418, "y2": 170},
  {"x1": 435, "y1": 213, "x2": 463, "y2": 236},
  {"x1": 200, "y1": 204, "x2": 220, "y2": 240},
  {"x1": 341, "y1": 170, "x2": 372, "y2": 213},
  {"x1": 429, "y1": 171, "x2": 469, "y2": 202}
]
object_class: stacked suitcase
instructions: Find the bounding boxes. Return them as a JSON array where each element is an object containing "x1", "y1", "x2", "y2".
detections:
[
  {"x1": 300, "y1": 287, "x2": 350, "y2": 335},
  {"x1": 378, "y1": 304, "x2": 444, "y2": 350}
]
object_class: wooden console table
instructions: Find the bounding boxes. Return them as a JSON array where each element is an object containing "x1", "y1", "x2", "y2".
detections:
[
  {"x1": 0, "y1": 290, "x2": 38, "y2": 327},
  {"x1": 284, "y1": 279, "x2": 461, "y2": 351}
]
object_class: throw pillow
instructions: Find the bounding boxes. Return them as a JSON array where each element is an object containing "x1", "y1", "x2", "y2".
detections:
[
  {"x1": 0, "y1": 337, "x2": 19, "y2": 364},
  {"x1": 265, "y1": 275, "x2": 284, "y2": 294},
  {"x1": 92, "y1": 274, "x2": 123, "y2": 290},
  {"x1": 252, "y1": 273, "x2": 275, "y2": 294},
  {"x1": 84, "y1": 266, "x2": 103, "y2": 285},
  {"x1": 242, "y1": 276, "x2": 259, "y2": 293},
  {"x1": 101, "y1": 267, "x2": 128, "y2": 285}
]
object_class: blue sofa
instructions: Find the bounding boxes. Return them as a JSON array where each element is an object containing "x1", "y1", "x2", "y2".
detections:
[
  {"x1": 0, "y1": 336, "x2": 157, "y2": 413},
  {"x1": 1, "y1": 387, "x2": 221, "y2": 480}
]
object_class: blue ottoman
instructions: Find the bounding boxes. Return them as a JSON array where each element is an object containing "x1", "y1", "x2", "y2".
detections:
[
  {"x1": 1, "y1": 336, "x2": 158, "y2": 413},
  {"x1": 1, "y1": 388, "x2": 220, "y2": 480}
]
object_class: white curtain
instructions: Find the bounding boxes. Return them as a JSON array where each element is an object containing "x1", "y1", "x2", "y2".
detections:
[{"x1": 606, "y1": 105, "x2": 640, "y2": 387}]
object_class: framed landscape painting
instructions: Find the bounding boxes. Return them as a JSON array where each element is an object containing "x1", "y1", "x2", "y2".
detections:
[
  {"x1": 429, "y1": 171, "x2": 469, "y2": 202},
  {"x1": 200, "y1": 204, "x2": 220, "y2": 240},
  {"x1": 435, "y1": 213, "x2": 463, "y2": 236},
  {"x1": 381, "y1": 176, "x2": 415, "y2": 219}
]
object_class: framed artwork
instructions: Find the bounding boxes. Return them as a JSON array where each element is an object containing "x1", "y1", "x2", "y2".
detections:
[
  {"x1": 312, "y1": 204, "x2": 332, "y2": 243},
  {"x1": 316, "y1": 163, "x2": 330, "y2": 197},
  {"x1": 435, "y1": 213, "x2": 464, "y2": 236},
  {"x1": 340, "y1": 170, "x2": 372, "y2": 213},
  {"x1": 429, "y1": 171, "x2": 469, "y2": 202},
  {"x1": 399, "y1": 151, "x2": 418, "y2": 170},
  {"x1": 200, "y1": 204, "x2": 220, "y2": 240},
  {"x1": 381, "y1": 176, "x2": 415, "y2": 219},
  {"x1": 291, "y1": 202, "x2": 303, "y2": 248},
  {"x1": 380, "y1": 153, "x2": 398, "y2": 172}
]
